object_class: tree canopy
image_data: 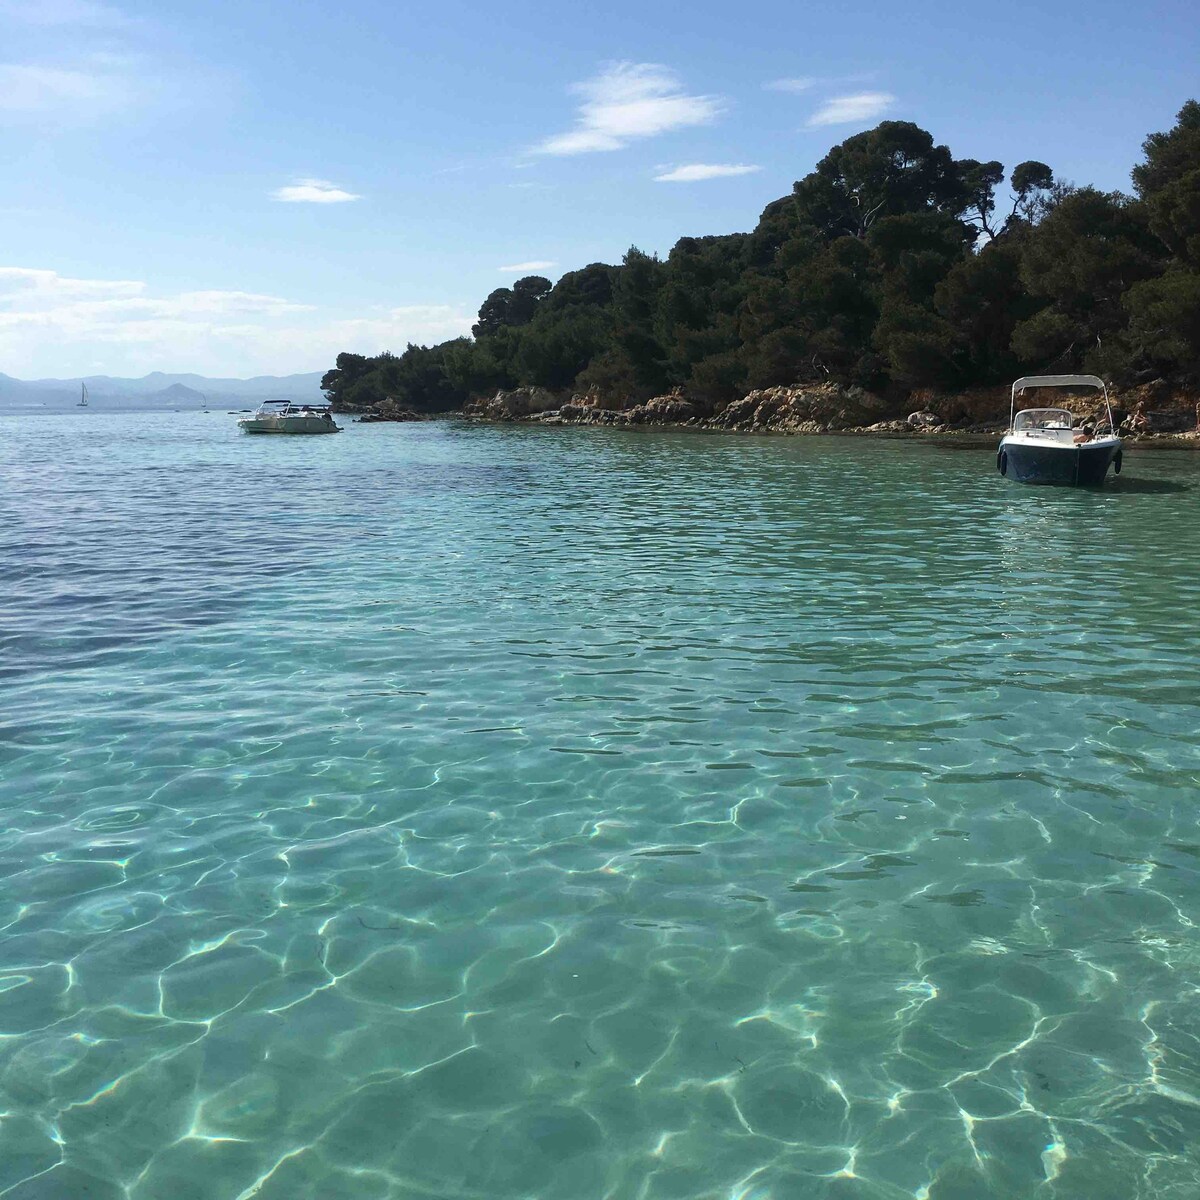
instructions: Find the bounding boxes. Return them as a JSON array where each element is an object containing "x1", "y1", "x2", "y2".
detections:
[{"x1": 322, "y1": 102, "x2": 1200, "y2": 413}]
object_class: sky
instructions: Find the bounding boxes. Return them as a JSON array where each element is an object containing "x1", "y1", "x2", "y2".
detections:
[{"x1": 0, "y1": 0, "x2": 1196, "y2": 380}]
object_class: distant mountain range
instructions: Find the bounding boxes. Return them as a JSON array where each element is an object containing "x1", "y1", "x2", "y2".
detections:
[{"x1": 0, "y1": 370, "x2": 326, "y2": 409}]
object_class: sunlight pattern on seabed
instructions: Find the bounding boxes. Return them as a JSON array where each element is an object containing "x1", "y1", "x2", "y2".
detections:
[{"x1": 1, "y1": 412, "x2": 1200, "y2": 1199}]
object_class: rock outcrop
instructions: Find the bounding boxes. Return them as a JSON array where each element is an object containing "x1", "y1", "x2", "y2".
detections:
[
  {"x1": 709, "y1": 384, "x2": 890, "y2": 432},
  {"x1": 628, "y1": 390, "x2": 706, "y2": 425},
  {"x1": 357, "y1": 406, "x2": 424, "y2": 423},
  {"x1": 353, "y1": 396, "x2": 434, "y2": 422},
  {"x1": 464, "y1": 387, "x2": 563, "y2": 420},
  {"x1": 462, "y1": 378, "x2": 1200, "y2": 441},
  {"x1": 571, "y1": 386, "x2": 641, "y2": 412},
  {"x1": 906, "y1": 410, "x2": 941, "y2": 430}
]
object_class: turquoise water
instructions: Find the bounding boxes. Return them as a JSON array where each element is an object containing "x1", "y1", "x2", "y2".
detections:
[{"x1": 2, "y1": 412, "x2": 1200, "y2": 1200}]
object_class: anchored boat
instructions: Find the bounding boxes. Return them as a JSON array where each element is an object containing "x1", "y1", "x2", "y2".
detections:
[
  {"x1": 997, "y1": 375, "x2": 1122, "y2": 485},
  {"x1": 238, "y1": 400, "x2": 341, "y2": 435}
]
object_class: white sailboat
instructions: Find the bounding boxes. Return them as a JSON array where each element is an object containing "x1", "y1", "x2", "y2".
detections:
[{"x1": 78, "y1": 383, "x2": 88, "y2": 407}]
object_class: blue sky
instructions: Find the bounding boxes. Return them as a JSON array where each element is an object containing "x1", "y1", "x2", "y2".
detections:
[{"x1": 0, "y1": 0, "x2": 1196, "y2": 378}]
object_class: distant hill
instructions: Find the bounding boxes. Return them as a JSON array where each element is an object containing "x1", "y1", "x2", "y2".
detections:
[{"x1": 0, "y1": 370, "x2": 325, "y2": 410}]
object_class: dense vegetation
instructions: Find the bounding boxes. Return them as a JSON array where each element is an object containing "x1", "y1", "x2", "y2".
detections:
[{"x1": 322, "y1": 102, "x2": 1200, "y2": 412}]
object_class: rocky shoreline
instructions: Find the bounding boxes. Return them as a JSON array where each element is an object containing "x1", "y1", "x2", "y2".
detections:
[
  {"x1": 337, "y1": 399, "x2": 434, "y2": 424},
  {"x1": 457, "y1": 382, "x2": 1200, "y2": 444}
]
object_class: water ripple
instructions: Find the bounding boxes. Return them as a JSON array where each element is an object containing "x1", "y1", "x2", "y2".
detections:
[{"x1": 1, "y1": 414, "x2": 1199, "y2": 1198}]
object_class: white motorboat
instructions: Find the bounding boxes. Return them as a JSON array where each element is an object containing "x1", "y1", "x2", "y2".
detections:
[
  {"x1": 238, "y1": 400, "x2": 341, "y2": 435},
  {"x1": 997, "y1": 375, "x2": 1122, "y2": 485}
]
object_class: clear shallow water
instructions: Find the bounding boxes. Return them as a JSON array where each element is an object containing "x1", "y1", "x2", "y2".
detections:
[{"x1": 2, "y1": 411, "x2": 1200, "y2": 1200}]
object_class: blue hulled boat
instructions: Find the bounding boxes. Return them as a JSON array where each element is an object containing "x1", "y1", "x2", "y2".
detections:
[{"x1": 997, "y1": 375, "x2": 1122, "y2": 486}]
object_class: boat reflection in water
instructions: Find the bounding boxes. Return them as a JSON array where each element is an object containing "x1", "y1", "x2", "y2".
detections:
[
  {"x1": 997, "y1": 375, "x2": 1121, "y2": 485},
  {"x1": 238, "y1": 400, "x2": 341, "y2": 435}
]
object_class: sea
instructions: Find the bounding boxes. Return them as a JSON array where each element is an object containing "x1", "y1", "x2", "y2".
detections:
[{"x1": 2, "y1": 409, "x2": 1199, "y2": 1199}]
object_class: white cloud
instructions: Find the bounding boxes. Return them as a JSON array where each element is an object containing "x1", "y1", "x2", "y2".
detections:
[
  {"x1": 765, "y1": 77, "x2": 817, "y2": 93},
  {"x1": 0, "y1": 5, "x2": 226, "y2": 127},
  {"x1": 272, "y1": 178, "x2": 362, "y2": 204},
  {"x1": 0, "y1": 60, "x2": 137, "y2": 116},
  {"x1": 0, "y1": 265, "x2": 144, "y2": 299},
  {"x1": 0, "y1": 0, "x2": 124, "y2": 24},
  {"x1": 806, "y1": 92, "x2": 895, "y2": 128},
  {"x1": 0, "y1": 0, "x2": 146, "y2": 121},
  {"x1": 654, "y1": 163, "x2": 762, "y2": 183},
  {"x1": 318, "y1": 306, "x2": 473, "y2": 352},
  {"x1": 497, "y1": 260, "x2": 556, "y2": 272},
  {"x1": 0, "y1": 266, "x2": 474, "y2": 377},
  {"x1": 534, "y1": 62, "x2": 723, "y2": 155},
  {"x1": 150, "y1": 291, "x2": 314, "y2": 317},
  {"x1": 0, "y1": 270, "x2": 314, "y2": 338}
]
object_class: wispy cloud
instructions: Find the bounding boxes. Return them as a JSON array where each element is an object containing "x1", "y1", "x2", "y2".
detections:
[
  {"x1": 0, "y1": 59, "x2": 139, "y2": 117},
  {"x1": 534, "y1": 62, "x2": 723, "y2": 155},
  {"x1": 0, "y1": 265, "x2": 143, "y2": 299},
  {"x1": 765, "y1": 77, "x2": 817, "y2": 93},
  {"x1": 806, "y1": 92, "x2": 894, "y2": 128},
  {"x1": 0, "y1": 4, "x2": 219, "y2": 125},
  {"x1": 0, "y1": 0, "x2": 125, "y2": 25},
  {"x1": 272, "y1": 178, "x2": 362, "y2": 204},
  {"x1": 498, "y1": 260, "x2": 557, "y2": 273},
  {"x1": 0, "y1": 265, "x2": 473, "y2": 376},
  {"x1": 654, "y1": 163, "x2": 761, "y2": 183},
  {"x1": 325, "y1": 306, "x2": 473, "y2": 355},
  {"x1": 0, "y1": 267, "x2": 312, "y2": 320},
  {"x1": 766, "y1": 73, "x2": 877, "y2": 95}
]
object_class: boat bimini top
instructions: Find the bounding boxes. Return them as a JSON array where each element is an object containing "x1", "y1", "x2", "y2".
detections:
[
  {"x1": 251, "y1": 399, "x2": 332, "y2": 416},
  {"x1": 1009, "y1": 374, "x2": 1114, "y2": 436}
]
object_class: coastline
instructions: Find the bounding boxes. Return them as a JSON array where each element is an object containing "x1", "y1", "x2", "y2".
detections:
[{"x1": 437, "y1": 382, "x2": 1200, "y2": 446}]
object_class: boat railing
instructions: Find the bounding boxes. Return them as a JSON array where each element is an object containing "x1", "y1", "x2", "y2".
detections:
[
  {"x1": 1008, "y1": 374, "x2": 1115, "y2": 436},
  {"x1": 253, "y1": 400, "x2": 334, "y2": 416}
]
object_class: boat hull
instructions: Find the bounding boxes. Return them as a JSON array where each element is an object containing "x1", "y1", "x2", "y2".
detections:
[
  {"x1": 238, "y1": 416, "x2": 340, "y2": 434},
  {"x1": 998, "y1": 437, "x2": 1121, "y2": 485}
]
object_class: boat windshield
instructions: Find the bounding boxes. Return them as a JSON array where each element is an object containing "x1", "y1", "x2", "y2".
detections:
[
  {"x1": 253, "y1": 400, "x2": 331, "y2": 415},
  {"x1": 1014, "y1": 408, "x2": 1074, "y2": 432}
]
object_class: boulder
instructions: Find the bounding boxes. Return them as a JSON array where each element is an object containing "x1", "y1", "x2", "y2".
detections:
[
  {"x1": 907, "y1": 387, "x2": 1007, "y2": 425},
  {"x1": 371, "y1": 399, "x2": 424, "y2": 422},
  {"x1": 712, "y1": 395, "x2": 761, "y2": 428},
  {"x1": 467, "y1": 386, "x2": 564, "y2": 420},
  {"x1": 358, "y1": 410, "x2": 421, "y2": 423},
  {"x1": 628, "y1": 393, "x2": 703, "y2": 424},
  {"x1": 709, "y1": 384, "x2": 889, "y2": 432},
  {"x1": 1144, "y1": 409, "x2": 1196, "y2": 433},
  {"x1": 570, "y1": 386, "x2": 640, "y2": 412},
  {"x1": 553, "y1": 403, "x2": 628, "y2": 426},
  {"x1": 906, "y1": 410, "x2": 941, "y2": 430}
]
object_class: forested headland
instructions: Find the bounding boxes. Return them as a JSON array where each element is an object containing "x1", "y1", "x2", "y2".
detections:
[{"x1": 321, "y1": 102, "x2": 1200, "y2": 424}]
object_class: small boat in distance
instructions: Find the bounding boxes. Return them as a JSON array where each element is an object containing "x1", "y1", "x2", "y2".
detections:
[
  {"x1": 78, "y1": 383, "x2": 88, "y2": 407},
  {"x1": 997, "y1": 375, "x2": 1122, "y2": 485},
  {"x1": 237, "y1": 400, "x2": 341, "y2": 435}
]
